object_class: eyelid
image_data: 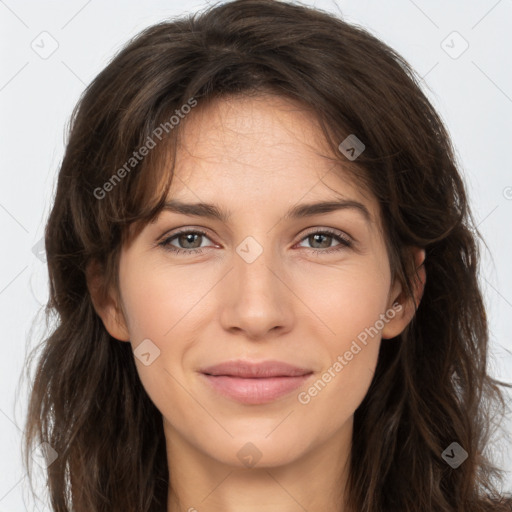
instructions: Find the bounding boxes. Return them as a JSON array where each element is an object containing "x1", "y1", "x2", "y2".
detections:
[
  {"x1": 299, "y1": 226, "x2": 353, "y2": 244},
  {"x1": 156, "y1": 226, "x2": 215, "y2": 244}
]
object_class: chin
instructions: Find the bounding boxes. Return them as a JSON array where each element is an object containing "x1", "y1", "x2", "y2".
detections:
[{"x1": 202, "y1": 433, "x2": 309, "y2": 469}]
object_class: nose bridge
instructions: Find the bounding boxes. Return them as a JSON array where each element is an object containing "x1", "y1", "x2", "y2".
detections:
[
  {"x1": 234, "y1": 233, "x2": 279, "y2": 296},
  {"x1": 218, "y1": 231, "x2": 293, "y2": 337}
]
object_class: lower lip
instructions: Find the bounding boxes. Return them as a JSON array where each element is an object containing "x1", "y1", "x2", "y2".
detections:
[{"x1": 201, "y1": 374, "x2": 313, "y2": 404}]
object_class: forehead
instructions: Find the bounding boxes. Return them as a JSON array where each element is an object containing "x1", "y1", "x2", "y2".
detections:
[{"x1": 169, "y1": 94, "x2": 377, "y2": 220}]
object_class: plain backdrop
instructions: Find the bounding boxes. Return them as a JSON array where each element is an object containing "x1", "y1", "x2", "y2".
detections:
[{"x1": 1, "y1": 0, "x2": 511, "y2": 510}]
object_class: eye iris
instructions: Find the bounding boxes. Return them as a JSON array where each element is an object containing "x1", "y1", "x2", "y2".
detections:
[
  {"x1": 310, "y1": 233, "x2": 332, "y2": 249},
  {"x1": 179, "y1": 233, "x2": 202, "y2": 249}
]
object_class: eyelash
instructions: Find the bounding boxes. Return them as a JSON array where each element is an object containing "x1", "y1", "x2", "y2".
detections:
[{"x1": 157, "y1": 228, "x2": 353, "y2": 256}]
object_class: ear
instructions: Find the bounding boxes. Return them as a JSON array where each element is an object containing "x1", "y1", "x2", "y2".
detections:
[
  {"x1": 381, "y1": 247, "x2": 426, "y2": 340},
  {"x1": 85, "y1": 259, "x2": 131, "y2": 342}
]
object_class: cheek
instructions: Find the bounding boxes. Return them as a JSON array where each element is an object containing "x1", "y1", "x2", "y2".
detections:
[
  {"x1": 119, "y1": 257, "x2": 211, "y2": 342},
  {"x1": 292, "y1": 262, "x2": 388, "y2": 414},
  {"x1": 117, "y1": 260, "x2": 213, "y2": 407},
  {"x1": 292, "y1": 258, "x2": 391, "y2": 342},
  {"x1": 297, "y1": 289, "x2": 384, "y2": 435}
]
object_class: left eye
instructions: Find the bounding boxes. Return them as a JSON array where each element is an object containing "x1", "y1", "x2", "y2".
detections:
[
  {"x1": 297, "y1": 230, "x2": 352, "y2": 252},
  {"x1": 158, "y1": 229, "x2": 352, "y2": 255}
]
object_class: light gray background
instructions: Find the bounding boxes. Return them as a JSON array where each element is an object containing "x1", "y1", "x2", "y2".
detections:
[{"x1": 1, "y1": 0, "x2": 511, "y2": 510}]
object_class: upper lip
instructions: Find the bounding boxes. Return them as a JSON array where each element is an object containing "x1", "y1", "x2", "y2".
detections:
[{"x1": 199, "y1": 360, "x2": 313, "y2": 378}]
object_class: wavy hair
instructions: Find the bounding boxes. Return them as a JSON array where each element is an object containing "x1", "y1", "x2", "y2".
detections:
[{"x1": 21, "y1": 0, "x2": 512, "y2": 510}]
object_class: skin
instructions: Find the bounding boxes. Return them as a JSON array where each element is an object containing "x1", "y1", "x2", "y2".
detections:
[{"x1": 88, "y1": 94, "x2": 426, "y2": 512}]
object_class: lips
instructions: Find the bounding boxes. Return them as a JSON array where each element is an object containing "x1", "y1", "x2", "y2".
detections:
[
  {"x1": 200, "y1": 360, "x2": 312, "y2": 378},
  {"x1": 199, "y1": 360, "x2": 313, "y2": 404}
]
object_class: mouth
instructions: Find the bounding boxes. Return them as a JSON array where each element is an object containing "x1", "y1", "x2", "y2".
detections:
[{"x1": 198, "y1": 360, "x2": 314, "y2": 404}]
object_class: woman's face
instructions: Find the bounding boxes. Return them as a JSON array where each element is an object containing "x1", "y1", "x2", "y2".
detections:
[{"x1": 94, "y1": 94, "x2": 421, "y2": 469}]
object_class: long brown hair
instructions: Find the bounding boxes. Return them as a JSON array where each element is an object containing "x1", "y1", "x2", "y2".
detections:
[{"x1": 21, "y1": 0, "x2": 512, "y2": 510}]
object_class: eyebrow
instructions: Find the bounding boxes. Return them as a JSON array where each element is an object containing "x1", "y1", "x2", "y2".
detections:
[{"x1": 158, "y1": 199, "x2": 372, "y2": 223}]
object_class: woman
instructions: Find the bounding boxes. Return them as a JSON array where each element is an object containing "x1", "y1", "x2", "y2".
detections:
[{"x1": 22, "y1": 0, "x2": 512, "y2": 510}]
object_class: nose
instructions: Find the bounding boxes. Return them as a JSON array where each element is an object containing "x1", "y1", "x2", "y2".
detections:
[{"x1": 218, "y1": 238, "x2": 294, "y2": 340}]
